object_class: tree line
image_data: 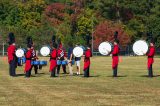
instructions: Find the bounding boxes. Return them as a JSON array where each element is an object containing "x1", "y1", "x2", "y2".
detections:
[{"x1": 0, "y1": 0, "x2": 160, "y2": 50}]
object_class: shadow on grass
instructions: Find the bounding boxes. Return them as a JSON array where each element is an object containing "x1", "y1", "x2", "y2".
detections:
[
  {"x1": 140, "y1": 75, "x2": 160, "y2": 78},
  {"x1": 16, "y1": 74, "x2": 25, "y2": 77},
  {"x1": 37, "y1": 73, "x2": 45, "y2": 75},
  {"x1": 107, "y1": 75, "x2": 127, "y2": 78}
]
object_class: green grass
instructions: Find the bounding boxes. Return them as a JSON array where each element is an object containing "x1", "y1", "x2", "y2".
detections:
[{"x1": 1, "y1": 56, "x2": 160, "y2": 106}]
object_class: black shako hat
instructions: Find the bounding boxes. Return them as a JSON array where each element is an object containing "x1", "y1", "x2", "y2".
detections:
[
  {"x1": 26, "y1": 36, "x2": 33, "y2": 48},
  {"x1": 52, "y1": 35, "x2": 57, "y2": 48},
  {"x1": 8, "y1": 32, "x2": 15, "y2": 45}
]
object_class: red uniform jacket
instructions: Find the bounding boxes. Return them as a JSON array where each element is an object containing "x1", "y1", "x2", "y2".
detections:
[
  {"x1": 112, "y1": 45, "x2": 120, "y2": 69},
  {"x1": 50, "y1": 49, "x2": 57, "y2": 71},
  {"x1": 57, "y1": 48, "x2": 67, "y2": 60},
  {"x1": 7, "y1": 45, "x2": 16, "y2": 63},
  {"x1": 83, "y1": 49, "x2": 92, "y2": 71},
  {"x1": 24, "y1": 49, "x2": 32, "y2": 72},
  {"x1": 147, "y1": 46, "x2": 155, "y2": 69}
]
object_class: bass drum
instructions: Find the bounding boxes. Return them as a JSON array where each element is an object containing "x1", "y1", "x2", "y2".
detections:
[
  {"x1": 40, "y1": 46, "x2": 51, "y2": 56},
  {"x1": 133, "y1": 40, "x2": 148, "y2": 56},
  {"x1": 16, "y1": 48, "x2": 25, "y2": 58},
  {"x1": 98, "y1": 42, "x2": 113, "y2": 55},
  {"x1": 73, "y1": 46, "x2": 84, "y2": 57}
]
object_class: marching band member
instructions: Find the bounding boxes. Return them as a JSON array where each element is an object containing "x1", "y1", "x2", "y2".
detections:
[
  {"x1": 49, "y1": 35, "x2": 57, "y2": 77},
  {"x1": 31, "y1": 45, "x2": 39, "y2": 74},
  {"x1": 57, "y1": 41, "x2": 67, "y2": 75},
  {"x1": 146, "y1": 40, "x2": 155, "y2": 77},
  {"x1": 112, "y1": 39, "x2": 120, "y2": 77},
  {"x1": 67, "y1": 43, "x2": 74, "y2": 75},
  {"x1": 7, "y1": 32, "x2": 17, "y2": 77},
  {"x1": 83, "y1": 35, "x2": 92, "y2": 77},
  {"x1": 50, "y1": 43, "x2": 57, "y2": 77},
  {"x1": 24, "y1": 37, "x2": 33, "y2": 78},
  {"x1": 83, "y1": 44, "x2": 92, "y2": 77}
]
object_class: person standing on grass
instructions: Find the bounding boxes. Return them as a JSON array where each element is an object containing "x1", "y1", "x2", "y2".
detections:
[
  {"x1": 75, "y1": 56, "x2": 81, "y2": 75},
  {"x1": 112, "y1": 39, "x2": 120, "y2": 77},
  {"x1": 83, "y1": 44, "x2": 92, "y2": 77},
  {"x1": 57, "y1": 41, "x2": 67, "y2": 75},
  {"x1": 24, "y1": 37, "x2": 33, "y2": 78},
  {"x1": 7, "y1": 32, "x2": 17, "y2": 77},
  {"x1": 31, "y1": 45, "x2": 39, "y2": 74},
  {"x1": 49, "y1": 35, "x2": 58, "y2": 77},
  {"x1": 75, "y1": 44, "x2": 81, "y2": 75},
  {"x1": 67, "y1": 43, "x2": 74, "y2": 75},
  {"x1": 83, "y1": 34, "x2": 92, "y2": 77},
  {"x1": 146, "y1": 40, "x2": 155, "y2": 77}
]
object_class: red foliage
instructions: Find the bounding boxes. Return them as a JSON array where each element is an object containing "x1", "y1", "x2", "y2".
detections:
[
  {"x1": 93, "y1": 21, "x2": 130, "y2": 50},
  {"x1": 45, "y1": 3, "x2": 66, "y2": 26}
]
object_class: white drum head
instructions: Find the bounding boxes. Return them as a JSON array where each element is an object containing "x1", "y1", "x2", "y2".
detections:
[
  {"x1": 133, "y1": 40, "x2": 148, "y2": 56},
  {"x1": 98, "y1": 42, "x2": 112, "y2": 55},
  {"x1": 73, "y1": 47, "x2": 83, "y2": 57},
  {"x1": 16, "y1": 49, "x2": 24, "y2": 58},
  {"x1": 40, "y1": 46, "x2": 50, "y2": 56}
]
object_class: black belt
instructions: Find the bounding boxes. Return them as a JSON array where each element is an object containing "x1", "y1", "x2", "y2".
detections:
[
  {"x1": 50, "y1": 58, "x2": 56, "y2": 60},
  {"x1": 148, "y1": 56, "x2": 153, "y2": 58},
  {"x1": 26, "y1": 58, "x2": 31, "y2": 60},
  {"x1": 113, "y1": 55, "x2": 118, "y2": 56}
]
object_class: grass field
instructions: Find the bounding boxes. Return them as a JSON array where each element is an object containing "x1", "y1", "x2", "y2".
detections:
[{"x1": 1, "y1": 56, "x2": 160, "y2": 106}]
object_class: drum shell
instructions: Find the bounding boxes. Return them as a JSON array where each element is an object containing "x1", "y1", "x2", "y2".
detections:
[
  {"x1": 57, "y1": 60, "x2": 61, "y2": 65},
  {"x1": 39, "y1": 61, "x2": 47, "y2": 65},
  {"x1": 62, "y1": 61, "x2": 67, "y2": 65},
  {"x1": 22, "y1": 57, "x2": 26, "y2": 63},
  {"x1": 31, "y1": 61, "x2": 40, "y2": 65}
]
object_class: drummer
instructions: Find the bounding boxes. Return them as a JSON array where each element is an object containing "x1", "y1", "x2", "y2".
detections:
[
  {"x1": 146, "y1": 39, "x2": 155, "y2": 77},
  {"x1": 112, "y1": 39, "x2": 120, "y2": 77},
  {"x1": 50, "y1": 42, "x2": 57, "y2": 77},
  {"x1": 83, "y1": 34, "x2": 92, "y2": 77},
  {"x1": 7, "y1": 32, "x2": 17, "y2": 77},
  {"x1": 24, "y1": 37, "x2": 33, "y2": 78},
  {"x1": 57, "y1": 41, "x2": 67, "y2": 75},
  {"x1": 31, "y1": 45, "x2": 39, "y2": 74},
  {"x1": 83, "y1": 44, "x2": 92, "y2": 77}
]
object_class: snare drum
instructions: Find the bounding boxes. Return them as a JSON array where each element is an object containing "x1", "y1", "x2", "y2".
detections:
[
  {"x1": 17, "y1": 57, "x2": 23, "y2": 66},
  {"x1": 57, "y1": 60, "x2": 61, "y2": 65},
  {"x1": 98, "y1": 42, "x2": 113, "y2": 55},
  {"x1": 62, "y1": 60, "x2": 68, "y2": 65},
  {"x1": 133, "y1": 40, "x2": 148, "y2": 56},
  {"x1": 39, "y1": 61, "x2": 47, "y2": 66},
  {"x1": 31, "y1": 61, "x2": 40, "y2": 65},
  {"x1": 40, "y1": 46, "x2": 51, "y2": 56},
  {"x1": 22, "y1": 57, "x2": 26, "y2": 63}
]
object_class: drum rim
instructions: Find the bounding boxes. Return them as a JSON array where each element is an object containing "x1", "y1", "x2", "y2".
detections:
[
  {"x1": 132, "y1": 40, "x2": 148, "y2": 55},
  {"x1": 40, "y1": 46, "x2": 51, "y2": 56},
  {"x1": 98, "y1": 41, "x2": 113, "y2": 55},
  {"x1": 16, "y1": 48, "x2": 25, "y2": 57},
  {"x1": 73, "y1": 46, "x2": 84, "y2": 57}
]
